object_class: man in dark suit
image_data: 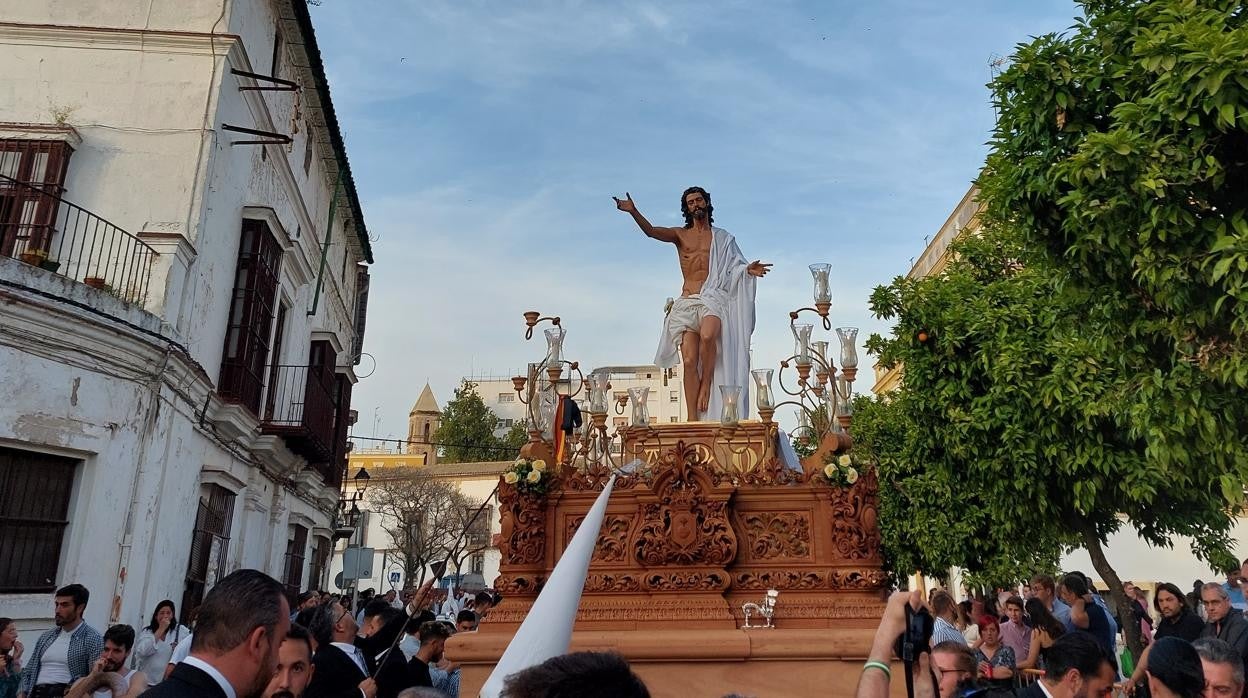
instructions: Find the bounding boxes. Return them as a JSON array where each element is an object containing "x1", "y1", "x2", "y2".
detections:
[
  {"x1": 141, "y1": 569, "x2": 290, "y2": 698},
  {"x1": 356, "y1": 603, "x2": 412, "y2": 698},
  {"x1": 304, "y1": 601, "x2": 377, "y2": 698},
  {"x1": 1199, "y1": 582, "x2": 1248, "y2": 675},
  {"x1": 1016, "y1": 632, "x2": 1114, "y2": 698}
]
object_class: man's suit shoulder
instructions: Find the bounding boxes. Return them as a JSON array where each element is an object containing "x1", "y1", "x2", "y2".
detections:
[{"x1": 140, "y1": 663, "x2": 228, "y2": 698}]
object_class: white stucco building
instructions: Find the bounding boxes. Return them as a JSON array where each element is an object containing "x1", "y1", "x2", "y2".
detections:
[
  {"x1": 0, "y1": 0, "x2": 372, "y2": 644},
  {"x1": 328, "y1": 458, "x2": 508, "y2": 598}
]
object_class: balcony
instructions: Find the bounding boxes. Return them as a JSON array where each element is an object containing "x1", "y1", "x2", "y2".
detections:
[
  {"x1": 0, "y1": 174, "x2": 156, "y2": 304},
  {"x1": 261, "y1": 363, "x2": 337, "y2": 463}
]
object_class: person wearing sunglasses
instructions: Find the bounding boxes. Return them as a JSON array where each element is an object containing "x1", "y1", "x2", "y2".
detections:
[{"x1": 1017, "y1": 632, "x2": 1114, "y2": 698}]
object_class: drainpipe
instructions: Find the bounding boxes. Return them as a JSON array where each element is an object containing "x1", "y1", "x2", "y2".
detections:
[{"x1": 308, "y1": 163, "x2": 343, "y2": 317}]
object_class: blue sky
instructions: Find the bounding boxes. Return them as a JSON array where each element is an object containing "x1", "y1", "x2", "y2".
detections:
[{"x1": 311, "y1": 0, "x2": 1081, "y2": 441}]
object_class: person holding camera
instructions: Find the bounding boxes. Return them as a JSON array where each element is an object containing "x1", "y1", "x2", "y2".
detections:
[{"x1": 856, "y1": 592, "x2": 981, "y2": 698}]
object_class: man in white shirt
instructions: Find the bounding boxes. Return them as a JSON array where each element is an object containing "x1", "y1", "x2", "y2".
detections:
[
  {"x1": 18, "y1": 583, "x2": 104, "y2": 698},
  {"x1": 141, "y1": 569, "x2": 291, "y2": 698},
  {"x1": 64, "y1": 624, "x2": 147, "y2": 698}
]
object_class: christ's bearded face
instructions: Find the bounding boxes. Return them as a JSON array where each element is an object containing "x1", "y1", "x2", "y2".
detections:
[{"x1": 685, "y1": 192, "x2": 707, "y2": 219}]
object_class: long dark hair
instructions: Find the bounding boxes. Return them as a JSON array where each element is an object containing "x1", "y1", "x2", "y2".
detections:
[
  {"x1": 1025, "y1": 598, "x2": 1065, "y2": 638},
  {"x1": 147, "y1": 599, "x2": 177, "y2": 634},
  {"x1": 1154, "y1": 582, "x2": 1190, "y2": 614},
  {"x1": 680, "y1": 186, "x2": 713, "y2": 228}
]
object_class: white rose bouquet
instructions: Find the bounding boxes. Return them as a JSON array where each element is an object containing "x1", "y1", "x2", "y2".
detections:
[
  {"x1": 505, "y1": 457, "x2": 548, "y2": 496},
  {"x1": 820, "y1": 452, "x2": 859, "y2": 487}
]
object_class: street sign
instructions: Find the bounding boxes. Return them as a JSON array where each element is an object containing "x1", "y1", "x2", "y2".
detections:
[
  {"x1": 342, "y1": 546, "x2": 375, "y2": 581},
  {"x1": 389, "y1": 571, "x2": 401, "y2": 585}
]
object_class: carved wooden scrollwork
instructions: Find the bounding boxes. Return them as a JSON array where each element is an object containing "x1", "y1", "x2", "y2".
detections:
[
  {"x1": 734, "y1": 569, "x2": 826, "y2": 590},
  {"x1": 736, "y1": 511, "x2": 811, "y2": 560},
  {"x1": 583, "y1": 573, "x2": 642, "y2": 592},
  {"x1": 493, "y1": 573, "x2": 545, "y2": 596},
  {"x1": 643, "y1": 569, "x2": 730, "y2": 592},
  {"x1": 498, "y1": 484, "x2": 549, "y2": 566},
  {"x1": 827, "y1": 468, "x2": 882, "y2": 561},
  {"x1": 631, "y1": 442, "x2": 737, "y2": 567},
  {"x1": 827, "y1": 568, "x2": 890, "y2": 590},
  {"x1": 566, "y1": 514, "x2": 632, "y2": 563}
]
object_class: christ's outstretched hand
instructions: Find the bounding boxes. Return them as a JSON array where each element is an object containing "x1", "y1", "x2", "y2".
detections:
[
  {"x1": 748, "y1": 261, "x2": 772, "y2": 278},
  {"x1": 613, "y1": 192, "x2": 636, "y2": 213}
]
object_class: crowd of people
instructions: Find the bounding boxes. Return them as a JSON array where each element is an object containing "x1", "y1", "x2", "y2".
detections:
[
  {"x1": 0, "y1": 574, "x2": 522, "y2": 698},
  {"x1": 858, "y1": 564, "x2": 1248, "y2": 698},
  {"x1": 12, "y1": 565, "x2": 1248, "y2": 698}
]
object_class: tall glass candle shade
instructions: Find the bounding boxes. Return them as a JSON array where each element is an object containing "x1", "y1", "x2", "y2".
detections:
[
  {"x1": 544, "y1": 327, "x2": 566, "y2": 366},
  {"x1": 588, "y1": 371, "x2": 611, "y2": 413},
  {"x1": 809, "y1": 263, "x2": 832, "y2": 304},
  {"x1": 628, "y1": 387, "x2": 650, "y2": 426},
  {"x1": 836, "y1": 327, "x2": 859, "y2": 369},
  {"x1": 751, "y1": 368, "x2": 775, "y2": 410},
  {"x1": 719, "y1": 385, "x2": 741, "y2": 426},
  {"x1": 538, "y1": 390, "x2": 558, "y2": 440},
  {"x1": 811, "y1": 340, "x2": 829, "y2": 367},
  {"x1": 793, "y1": 323, "x2": 813, "y2": 366}
]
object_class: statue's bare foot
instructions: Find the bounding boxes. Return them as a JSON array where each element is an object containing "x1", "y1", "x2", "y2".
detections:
[{"x1": 697, "y1": 385, "x2": 711, "y2": 415}]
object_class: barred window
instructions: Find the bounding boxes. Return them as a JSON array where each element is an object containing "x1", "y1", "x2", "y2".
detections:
[
  {"x1": 0, "y1": 447, "x2": 77, "y2": 592},
  {"x1": 219, "y1": 219, "x2": 282, "y2": 414},
  {"x1": 282, "y1": 524, "x2": 309, "y2": 600},
  {"x1": 180, "y1": 484, "x2": 236, "y2": 625}
]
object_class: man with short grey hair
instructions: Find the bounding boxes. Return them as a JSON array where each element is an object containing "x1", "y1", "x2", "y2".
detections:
[
  {"x1": 1200, "y1": 582, "x2": 1248, "y2": 676},
  {"x1": 1194, "y1": 637, "x2": 1245, "y2": 698}
]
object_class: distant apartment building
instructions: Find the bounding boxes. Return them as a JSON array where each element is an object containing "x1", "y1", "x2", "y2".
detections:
[{"x1": 470, "y1": 363, "x2": 688, "y2": 437}]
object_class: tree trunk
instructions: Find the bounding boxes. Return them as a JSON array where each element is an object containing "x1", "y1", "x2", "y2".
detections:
[{"x1": 1078, "y1": 519, "x2": 1142, "y2": 662}]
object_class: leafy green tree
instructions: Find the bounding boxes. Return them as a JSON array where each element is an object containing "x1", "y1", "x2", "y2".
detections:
[
  {"x1": 981, "y1": 0, "x2": 1248, "y2": 392},
  {"x1": 501, "y1": 422, "x2": 530, "y2": 452},
  {"x1": 859, "y1": 0, "x2": 1248, "y2": 659},
  {"x1": 434, "y1": 380, "x2": 512, "y2": 463}
]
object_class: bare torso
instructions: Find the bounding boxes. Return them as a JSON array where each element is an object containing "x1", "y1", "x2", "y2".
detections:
[{"x1": 676, "y1": 226, "x2": 712, "y2": 296}]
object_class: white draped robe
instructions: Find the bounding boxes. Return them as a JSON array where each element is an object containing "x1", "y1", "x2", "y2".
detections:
[{"x1": 654, "y1": 227, "x2": 756, "y2": 421}]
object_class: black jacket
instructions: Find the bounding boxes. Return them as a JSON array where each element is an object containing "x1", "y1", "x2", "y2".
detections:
[
  {"x1": 1017, "y1": 681, "x2": 1047, "y2": 698},
  {"x1": 1201, "y1": 611, "x2": 1248, "y2": 665},
  {"x1": 306, "y1": 644, "x2": 368, "y2": 698},
  {"x1": 1156, "y1": 608, "x2": 1205, "y2": 643},
  {"x1": 139, "y1": 662, "x2": 229, "y2": 698}
]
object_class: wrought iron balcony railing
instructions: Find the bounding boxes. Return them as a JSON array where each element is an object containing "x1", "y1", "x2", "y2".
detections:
[
  {"x1": 261, "y1": 363, "x2": 338, "y2": 463},
  {"x1": 0, "y1": 174, "x2": 156, "y2": 304}
]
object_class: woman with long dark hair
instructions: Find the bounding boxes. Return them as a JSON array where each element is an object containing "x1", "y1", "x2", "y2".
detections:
[
  {"x1": 0, "y1": 617, "x2": 23, "y2": 698},
  {"x1": 132, "y1": 600, "x2": 189, "y2": 685},
  {"x1": 1017, "y1": 597, "x2": 1065, "y2": 670}
]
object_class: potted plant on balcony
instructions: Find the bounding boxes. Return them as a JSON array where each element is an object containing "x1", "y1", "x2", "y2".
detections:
[
  {"x1": 18, "y1": 249, "x2": 47, "y2": 266},
  {"x1": 39, "y1": 258, "x2": 61, "y2": 273},
  {"x1": 84, "y1": 276, "x2": 108, "y2": 289}
]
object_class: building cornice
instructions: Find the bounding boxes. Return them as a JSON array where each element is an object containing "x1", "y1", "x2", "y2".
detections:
[{"x1": 0, "y1": 22, "x2": 239, "y2": 56}]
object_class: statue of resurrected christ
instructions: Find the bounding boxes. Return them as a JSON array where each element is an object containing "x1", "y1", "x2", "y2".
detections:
[{"x1": 614, "y1": 187, "x2": 771, "y2": 422}]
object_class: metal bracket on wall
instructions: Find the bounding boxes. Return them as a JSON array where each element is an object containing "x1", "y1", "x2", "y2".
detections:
[
  {"x1": 222, "y1": 124, "x2": 293, "y2": 146},
  {"x1": 231, "y1": 68, "x2": 300, "y2": 92}
]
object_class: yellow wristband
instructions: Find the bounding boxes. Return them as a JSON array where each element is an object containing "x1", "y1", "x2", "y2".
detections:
[{"x1": 863, "y1": 660, "x2": 892, "y2": 680}]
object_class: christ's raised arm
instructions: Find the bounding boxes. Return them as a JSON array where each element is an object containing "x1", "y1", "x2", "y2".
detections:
[{"x1": 614, "y1": 192, "x2": 679, "y2": 243}]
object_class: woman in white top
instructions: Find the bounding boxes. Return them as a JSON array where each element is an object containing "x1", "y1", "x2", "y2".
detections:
[{"x1": 131, "y1": 601, "x2": 188, "y2": 686}]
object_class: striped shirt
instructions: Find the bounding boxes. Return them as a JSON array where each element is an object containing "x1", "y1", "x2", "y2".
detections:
[{"x1": 933, "y1": 617, "x2": 969, "y2": 647}]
